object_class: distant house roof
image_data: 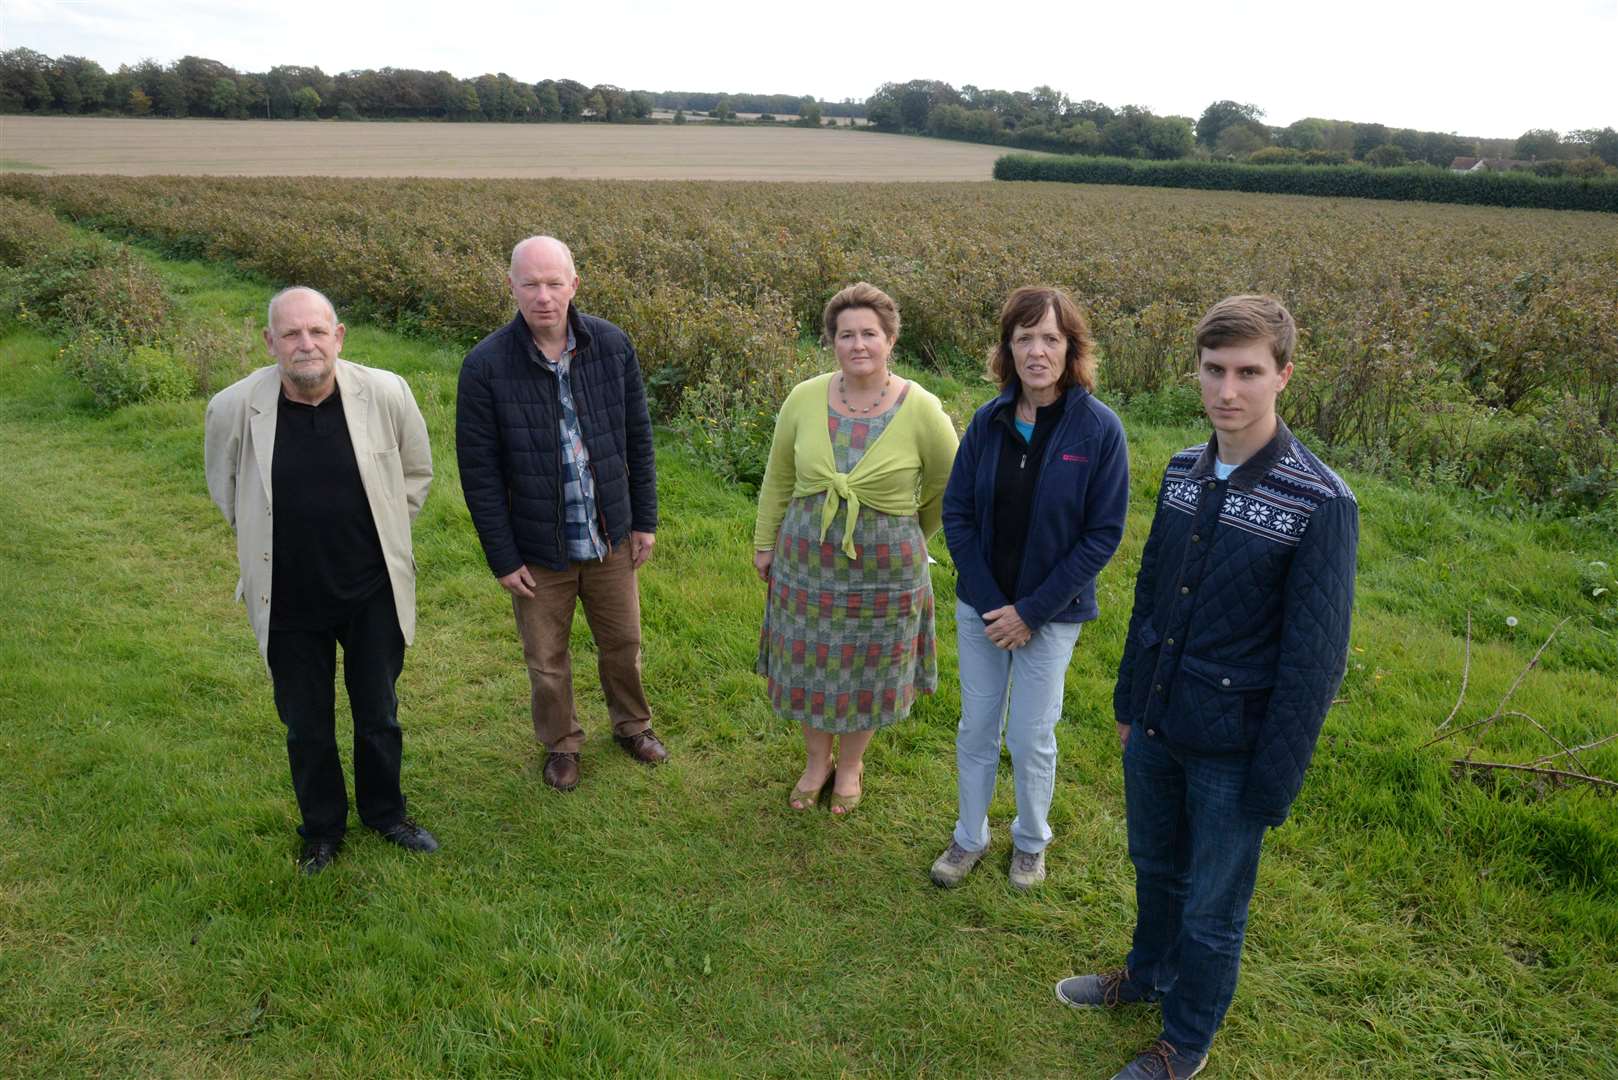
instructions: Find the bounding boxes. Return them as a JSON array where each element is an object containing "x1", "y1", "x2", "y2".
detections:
[{"x1": 1452, "y1": 156, "x2": 1537, "y2": 172}]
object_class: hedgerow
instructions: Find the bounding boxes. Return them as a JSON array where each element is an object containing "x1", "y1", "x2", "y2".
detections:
[
  {"x1": 0, "y1": 195, "x2": 247, "y2": 407},
  {"x1": 992, "y1": 154, "x2": 1618, "y2": 213}
]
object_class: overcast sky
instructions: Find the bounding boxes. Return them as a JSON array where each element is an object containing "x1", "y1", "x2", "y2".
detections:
[{"x1": 5, "y1": 0, "x2": 1614, "y2": 137}]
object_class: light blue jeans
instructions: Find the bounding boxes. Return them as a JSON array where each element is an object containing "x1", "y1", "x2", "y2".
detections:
[{"x1": 952, "y1": 598, "x2": 1082, "y2": 855}]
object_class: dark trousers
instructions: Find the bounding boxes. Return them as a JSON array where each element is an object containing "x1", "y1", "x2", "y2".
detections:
[
  {"x1": 1123, "y1": 729, "x2": 1268, "y2": 1057},
  {"x1": 267, "y1": 586, "x2": 407, "y2": 843}
]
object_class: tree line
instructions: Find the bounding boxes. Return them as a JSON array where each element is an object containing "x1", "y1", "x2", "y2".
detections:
[
  {"x1": 0, "y1": 49, "x2": 666, "y2": 121},
  {"x1": 0, "y1": 49, "x2": 780, "y2": 124},
  {"x1": 4, "y1": 47, "x2": 1611, "y2": 173},
  {"x1": 865, "y1": 82, "x2": 1617, "y2": 171},
  {"x1": 1192, "y1": 101, "x2": 1617, "y2": 174},
  {"x1": 0, "y1": 49, "x2": 876, "y2": 126}
]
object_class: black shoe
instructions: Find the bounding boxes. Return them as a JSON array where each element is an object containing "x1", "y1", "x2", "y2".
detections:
[
  {"x1": 374, "y1": 817, "x2": 440, "y2": 853},
  {"x1": 298, "y1": 840, "x2": 341, "y2": 876}
]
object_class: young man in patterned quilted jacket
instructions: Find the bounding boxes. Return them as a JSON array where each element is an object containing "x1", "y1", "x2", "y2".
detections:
[{"x1": 1056, "y1": 295, "x2": 1359, "y2": 1080}]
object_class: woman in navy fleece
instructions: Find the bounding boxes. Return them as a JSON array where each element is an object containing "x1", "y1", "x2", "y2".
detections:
[{"x1": 931, "y1": 286, "x2": 1130, "y2": 891}]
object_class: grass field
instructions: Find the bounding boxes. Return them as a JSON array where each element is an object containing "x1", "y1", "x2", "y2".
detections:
[
  {"x1": 0, "y1": 116, "x2": 1011, "y2": 180},
  {"x1": 1, "y1": 239, "x2": 1615, "y2": 1077}
]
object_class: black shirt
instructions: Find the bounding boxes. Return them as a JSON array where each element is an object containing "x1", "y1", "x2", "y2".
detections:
[
  {"x1": 990, "y1": 398, "x2": 1061, "y2": 603},
  {"x1": 270, "y1": 383, "x2": 387, "y2": 630}
]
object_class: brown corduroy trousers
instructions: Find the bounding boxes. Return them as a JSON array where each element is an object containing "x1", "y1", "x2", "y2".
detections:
[{"x1": 511, "y1": 544, "x2": 653, "y2": 753}]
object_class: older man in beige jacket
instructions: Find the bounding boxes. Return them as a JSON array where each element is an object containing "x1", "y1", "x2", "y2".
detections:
[{"x1": 205, "y1": 286, "x2": 437, "y2": 875}]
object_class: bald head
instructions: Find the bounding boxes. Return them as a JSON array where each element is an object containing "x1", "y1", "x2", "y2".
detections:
[
  {"x1": 508, "y1": 235, "x2": 580, "y2": 344},
  {"x1": 510, "y1": 235, "x2": 576, "y2": 279},
  {"x1": 264, "y1": 286, "x2": 344, "y2": 403},
  {"x1": 267, "y1": 286, "x2": 339, "y2": 335}
]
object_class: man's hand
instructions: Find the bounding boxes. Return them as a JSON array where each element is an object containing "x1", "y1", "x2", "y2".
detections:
[
  {"x1": 982, "y1": 604, "x2": 1032, "y2": 650},
  {"x1": 1117, "y1": 722, "x2": 1132, "y2": 750},
  {"x1": 631, "y1": 531, "x2": 656, "y2": 569},
  {"x1": 754, "y1": 549, "x2": 774, "y2": 582},
  {"x1": 498, "y1": 565, "x2": 537, "y2": 599}
]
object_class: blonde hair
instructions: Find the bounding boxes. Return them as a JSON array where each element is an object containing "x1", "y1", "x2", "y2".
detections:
[
  {"x1": 1194, "y1": 294, "x2": 1296, "y2": 369},
  {"x1": 820, "y1": 281, "x2": 900, "y2": 345}
]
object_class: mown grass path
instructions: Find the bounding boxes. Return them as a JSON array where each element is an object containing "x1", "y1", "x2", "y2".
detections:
[{"x1": 1, "y1": 255, "x2": 1615, "y2": 1077}]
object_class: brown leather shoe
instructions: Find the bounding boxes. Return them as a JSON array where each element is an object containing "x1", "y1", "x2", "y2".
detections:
[
  {"x1": 614, "y1": 728, "x2": 668, "y2": 765},
  {"x1": 542, "y1": 751, "x2": 580, "y2": 791}
]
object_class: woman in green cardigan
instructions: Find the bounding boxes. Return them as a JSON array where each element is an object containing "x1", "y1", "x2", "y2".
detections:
[{"x1": 753, "y1": 282, "x2": 959, "y2": 814}]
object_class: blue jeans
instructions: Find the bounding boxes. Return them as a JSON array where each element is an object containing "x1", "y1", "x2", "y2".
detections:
[
  {"x1": 1123, "y1": 728, "x2": 1268, "y2": 1056},
  {"x1": 952, "y1": 599, "x2": 1082, "y2": 855}
]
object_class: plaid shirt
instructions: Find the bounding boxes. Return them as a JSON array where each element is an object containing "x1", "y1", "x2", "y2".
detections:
[{"x1": 532, "y1": 329, "x2": 608, "y2": 562}]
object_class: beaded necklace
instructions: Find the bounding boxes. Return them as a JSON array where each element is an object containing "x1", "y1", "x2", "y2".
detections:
[{"x1": 837, "y1": 373, "x2": 893, "y2": 415}]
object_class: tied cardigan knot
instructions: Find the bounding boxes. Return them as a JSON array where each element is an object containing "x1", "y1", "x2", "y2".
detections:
[{"x1": 818, "y1": 473, "x2": 863, "y2": 559}]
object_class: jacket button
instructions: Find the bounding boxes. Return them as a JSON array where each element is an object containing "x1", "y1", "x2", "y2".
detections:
[
  {"x1": 1191, "y1": 534, "x2": 1201, "y2": 543},
  {"x1": 1179, "y1": 586, "x2": 1190, "y2": 595},
  {"x1": 1166, "y1": 638, "x2": 1174, "y2": 646},
  {"x1": 262, "y1": 552, "x2": 270, "y2": 561},
  {"x1": 1221, "y1": 677, "x2": 1231, "y2": 686},
  {"x1": 260, "y1": 594, "x2": 269, "y2": 604},
  {"x1": 1204, "y1": 481, "x2": 1216, "y2": 490},
  {"x1": 1154, "y1": 684, "x2": 1163, "y2": 694},
  {"x1": 1146, "y1": 728, "x2": 1157, "y2": 736}
]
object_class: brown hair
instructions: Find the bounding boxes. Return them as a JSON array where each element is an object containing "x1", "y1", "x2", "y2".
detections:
[
  {"x1": 1193, "y1": 294, "x2": 1296, "y2": 370},
  {"x1": 821, "y1": 281, "x2": 901, "y2": 345},
  {"x1": 987, "y1": 286, "x2": 1096, "y2": 394}
]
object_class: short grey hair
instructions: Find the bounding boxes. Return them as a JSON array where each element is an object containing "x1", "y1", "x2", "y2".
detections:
[
  {"x1": 509, "y1": 235, "x2": 577, "y2": 278},
  {"x1": 266, "y1": 286, "x2": 339, "y2": 332}
]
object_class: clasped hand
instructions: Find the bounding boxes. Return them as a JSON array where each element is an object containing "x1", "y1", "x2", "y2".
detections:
[{"x1": 982, "y1": 604, "x2": 1032, "y2": 649}]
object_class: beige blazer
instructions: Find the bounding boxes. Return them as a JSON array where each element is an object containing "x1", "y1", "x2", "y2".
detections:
[{"x1": 204, "y1": 359, "x2": 432, "y2": 663}]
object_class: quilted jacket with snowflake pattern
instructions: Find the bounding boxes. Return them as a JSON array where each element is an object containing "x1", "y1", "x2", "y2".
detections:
[{"x1": 1113, "y1": 418, "x2": 1358, "y2": 825}]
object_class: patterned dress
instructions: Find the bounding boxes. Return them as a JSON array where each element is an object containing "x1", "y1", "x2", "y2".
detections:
[{"x1": 756, "y1": 391, "x2": 938, "y2": 732}]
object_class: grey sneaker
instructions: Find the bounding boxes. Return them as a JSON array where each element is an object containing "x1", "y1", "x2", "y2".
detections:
[
  {"x1": 1054, "y1": 967, "x2": 1155, "y2": 1009},
  {"x1": 929, "y1": 840, "x2": 985, "y2": 887},
  {"x1": 1008, "y1": 847, "x2": 1045, "y2": 890},
  {"x1": 1109, "y1": 1040, "x2": 1207, "y2": 1079}
]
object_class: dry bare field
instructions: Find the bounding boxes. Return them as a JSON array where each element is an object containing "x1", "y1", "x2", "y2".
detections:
[{"x1": 0, "y1": 115, "x2": 1009, "y2": 180}]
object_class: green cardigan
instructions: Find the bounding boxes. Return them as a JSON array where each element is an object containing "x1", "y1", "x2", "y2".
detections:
[{"x1": 752, "y1": 372, "x2": 960, "y2": 557}]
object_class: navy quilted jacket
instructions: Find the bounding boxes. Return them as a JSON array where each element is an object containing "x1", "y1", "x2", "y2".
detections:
[
  {"x1": 1114, "y1": 419, "x2": 1358, "y2": 825},
  {"x1": 456, "y1": 308, "x2": 657, "y2": 576}
]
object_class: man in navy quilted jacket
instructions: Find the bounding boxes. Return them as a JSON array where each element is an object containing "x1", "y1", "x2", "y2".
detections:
[
  {"x1": 456, "y1": 236, "x2": 665, "y2": 793},
  {"x1": 1055, "y1": 295, "x2": 1358, "y2": 1080}
]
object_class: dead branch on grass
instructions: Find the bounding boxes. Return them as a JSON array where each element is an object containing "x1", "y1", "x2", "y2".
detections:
[
  {"x1": 1435, "y1": 612, "x2": 1471, "y2": 733},
  {"x1": 1529, "y1": 732, "x2": 1618, "y2": 768},
  {"x1": 1450, "y1": 760, "x2": 1618, "y2": 792},
  {"x1": 1429, "y1": 612, "x2": 1614, "y2": 799}
]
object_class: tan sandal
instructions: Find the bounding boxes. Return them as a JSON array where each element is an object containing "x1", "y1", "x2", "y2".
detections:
[
  {"x1": 788, "y1": 766, "x2": 835, "y2": 811},
  {"x1": 828, "y1": 765, "x2": 863, "y2": 816}
]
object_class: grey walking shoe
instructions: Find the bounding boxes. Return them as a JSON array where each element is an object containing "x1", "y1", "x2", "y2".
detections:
[
  {"x1": 1053, "y1": 967, "x2": 1155, "y2": 1009},
  {"x1": 929, "y1": 839, "x2": 985, "y2": 887},
  {"x1": 1008, "y1": 847, "x2": 1045, "y2": 890},
  {"x1": 1109, "y1": 1040, "x2": 1207, "y2": 1079}
]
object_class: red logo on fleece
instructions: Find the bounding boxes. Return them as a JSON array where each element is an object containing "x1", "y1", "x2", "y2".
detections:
[{"x1": 1062, "y1": 454, "x2": 1089, "y2": 463}]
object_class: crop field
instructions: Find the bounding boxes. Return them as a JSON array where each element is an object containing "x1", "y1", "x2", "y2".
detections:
[
  {"x1": 0, "y1": 116, "x2": 1008, "y2": 180},
  {"x1": 2, "y1": 179, "x2": 1616, "y2": 1076},
  {"x1": 4, "y1": 172, "x2": 1614, "y2": 507}
]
